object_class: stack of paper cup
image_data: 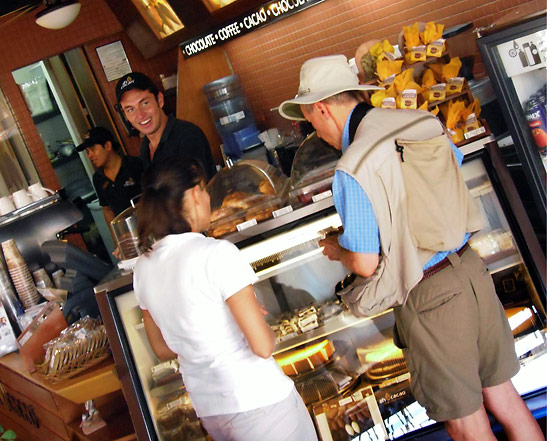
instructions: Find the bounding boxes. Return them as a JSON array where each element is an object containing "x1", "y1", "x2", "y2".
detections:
[
  {"x1": 32, "y1": 268, "x2": 54, "y2": 289},
  {"x1": 1, "y1": 239, "x2": 40, "y2": 310}
]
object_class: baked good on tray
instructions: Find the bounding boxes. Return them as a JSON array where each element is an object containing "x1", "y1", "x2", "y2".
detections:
[{"x1": 275, "y1": 339, "x2": 335, "y2": 377}]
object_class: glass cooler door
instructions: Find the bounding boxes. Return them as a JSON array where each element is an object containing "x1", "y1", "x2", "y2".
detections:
[{"x1": 477, "y1": 13, "x2": 547, "y2": 241}]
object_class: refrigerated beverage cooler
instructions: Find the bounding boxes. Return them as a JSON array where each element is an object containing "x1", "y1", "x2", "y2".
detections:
[
  {"x1": 95, "y1": 140, "x2": 546, "y2": 441},
  {"x1": 477, "y1": 12, "x2": 547, "y2": 249}
]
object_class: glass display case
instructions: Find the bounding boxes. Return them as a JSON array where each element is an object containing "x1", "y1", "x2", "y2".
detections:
[
  {"x1": 206, "y1": 160, "x2": 289, "y2": 238},
  {"x1": 288, "y1": 132, "x2": 341, "y2": 209},
  {"x1": 95, "y1": 140, "x2": 546, "y2": 441}
]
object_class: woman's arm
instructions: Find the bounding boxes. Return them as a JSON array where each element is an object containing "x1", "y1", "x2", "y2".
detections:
[
  {"x1": 226, "y1": 285, "x2": 275, "y2": 359},
  {"x1": 142, "y1": 308, "x2": 177, "y2": 361}
]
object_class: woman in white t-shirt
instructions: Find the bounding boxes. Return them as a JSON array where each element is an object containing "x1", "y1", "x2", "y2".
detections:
[{"x1": 133, "y1": 157, "x2": 317, "y2": 441}]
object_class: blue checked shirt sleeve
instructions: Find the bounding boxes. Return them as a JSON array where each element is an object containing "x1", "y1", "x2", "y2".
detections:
[{"x1": 332, "y1": 170, "x2": 380, "y2": 254}]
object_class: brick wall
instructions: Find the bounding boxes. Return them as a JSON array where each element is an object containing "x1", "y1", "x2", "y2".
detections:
[{"x1": 223, "y1": 0, "x2": 545, "y2": 128}]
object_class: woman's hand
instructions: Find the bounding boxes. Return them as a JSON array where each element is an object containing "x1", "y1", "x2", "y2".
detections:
[{"x1": 226, "y1": 285, "x2": 274, "y2": 359}]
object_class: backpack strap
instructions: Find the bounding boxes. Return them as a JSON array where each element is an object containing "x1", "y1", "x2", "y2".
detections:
[{"x1": 349, "y1": 102, "x2": 374, "y2": 143}]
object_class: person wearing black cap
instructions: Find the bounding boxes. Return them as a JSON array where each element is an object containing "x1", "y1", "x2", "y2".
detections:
[
  {"x1": 115, "y1": 72, "x2": 217, "y2": 180},
  {"x1": 77, "y1": 127, "x2": 144, "y2": 233}
]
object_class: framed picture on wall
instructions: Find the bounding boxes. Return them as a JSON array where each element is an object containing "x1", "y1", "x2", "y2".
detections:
[{"x1": 129, "y1": 0, "x2": 184, "y2": 40}]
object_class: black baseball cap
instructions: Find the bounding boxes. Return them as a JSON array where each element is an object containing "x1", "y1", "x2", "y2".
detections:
[
  {"x1": 115, "y1": 72, "x2": 159, "y2": 103},
  {"x1": 76, "y1": 127, "x2": 115, "y2": 152}
]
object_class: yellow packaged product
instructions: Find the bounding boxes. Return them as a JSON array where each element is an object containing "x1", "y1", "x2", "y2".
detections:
[
  {"x1": 405, "y1": 46, "x2": 427, "y2": 64},
  {"x1": 381, "y1": 97, "x2": 397, "y2": 109},
  {"x1": 394, "y1": 69, "x2": 422, "y2": 94},
  {"x1": 421, "y1": 68, "x2": 437, "y2": 88},
  {"x1": 446, "y1": 77, "x2": 465, "y2": 94},
  {"x1": 462, "y1": 113, "x2": 481, "y2": 135},
  {"x1": 420, "y1": 22, "x2": 445, "y2": 57},
  {"x1": 370, "y1": 87, "x2": 396, "y2": 108},
  {"x1": 376, "y1": 59, "x2": 404, "y2": 81},
  {"x1": 441, "y1": 57, "x2": 462, "y2": 82},
  {"x1": 427, "y1": 39, "x2": 446, "y2": 57},
  {"x1": 397, "y1": 89, "x2": 418, "y2": 109},
  {"x1": 448, "y1": 127, "x2": 465, "y2": 144},
  {"x1": 380, "y1": 74, "x2": 396, "y2": 89},
  {"x1": 428, "y1": 83, "x2": 447, "y2": 102},
  {"x1": 403, "y1": 22, "x2": 421, "y2": 49}
]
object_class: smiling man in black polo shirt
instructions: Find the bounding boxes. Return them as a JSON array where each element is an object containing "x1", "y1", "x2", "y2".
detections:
[
  {"x1": 115, "y1": 72, "x2": 217, "y2": 180},
  {"x1": 77, "y1": 127, "x2": 143, "y2": 236}
]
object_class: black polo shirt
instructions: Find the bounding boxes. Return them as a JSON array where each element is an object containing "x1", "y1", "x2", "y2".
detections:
[
  {"x1": 92, "y1": 155, "x2": 144, "y2": 216},
  {"x1": 140, "y1": 114, "x2": 217, "y2": 180}
]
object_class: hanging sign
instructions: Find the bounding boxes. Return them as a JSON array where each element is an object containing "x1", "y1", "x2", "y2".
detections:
[{"x1": 181, "y1": 0, "x2": 325, "y2": 58}]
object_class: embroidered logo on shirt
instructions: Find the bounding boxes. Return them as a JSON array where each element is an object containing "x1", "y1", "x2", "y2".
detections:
[{"x1": 124, "y1": 178, "x2": 136, "y2": 187}]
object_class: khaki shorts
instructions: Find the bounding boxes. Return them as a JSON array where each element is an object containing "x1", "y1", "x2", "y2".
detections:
[{"x1": 393, "y1": 246, "x2": 519, "y2": 422}]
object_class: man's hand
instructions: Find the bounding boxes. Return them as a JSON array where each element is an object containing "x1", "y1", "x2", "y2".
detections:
[
  {"x1": 319, "y1": 235, "x2": 343, "y2": 261},
  {"x1": 112, "y1": 247, "x2": 122, "y2": 260},
  {"x1": 319, "y1": 234, "x2": 380, "y2": 278}
]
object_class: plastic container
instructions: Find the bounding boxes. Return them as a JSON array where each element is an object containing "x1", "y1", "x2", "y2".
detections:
[
  {"x1": 233, "y1": 125, "x2": 261, "y2": 150},
  {"x1": 202, "y1": 74, "x2": 242, "y2": 104},
  {"x1": 111, "y1": 206, "x2": 140, "y2": 260},
  {"x1": 206, "y1": 160, "x2": 289, "y2": 238},
  {"x1": 288, "y1": 132, "x2": 341, "y2": 208},
  {"x1": 203, "y1": 75, "x2": 261, "y2": 160}
]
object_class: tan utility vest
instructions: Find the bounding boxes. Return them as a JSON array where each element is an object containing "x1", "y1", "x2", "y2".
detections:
[{"x1": 336, "y1": 108, "x2": 486, "y2": 317}]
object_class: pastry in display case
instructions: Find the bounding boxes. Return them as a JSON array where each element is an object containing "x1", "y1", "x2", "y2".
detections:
[
  {"x1": 207, "y1": 160, "x2": 289, "y2": 238},
  {"x1": 289, "y1": 132, "x2": 341, "y2": 208},
  {"x1": 96, "y1": 141, "x2": 546, "y2": 441}
]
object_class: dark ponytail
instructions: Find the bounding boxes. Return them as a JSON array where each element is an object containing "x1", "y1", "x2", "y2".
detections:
[{"x1": 137, "y1": 157, "x2": 207, "y2": 252}]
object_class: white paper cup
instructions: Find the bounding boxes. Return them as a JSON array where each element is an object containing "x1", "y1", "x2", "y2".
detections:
[
  {"x1": 0, "y1": 196, "x2": 15, "y2": 216},
  {"x1": 28, "y1": 183, "x2": 55, "y2": 201},
  {"x1": 11, "y1": 189, "x2": 33, "y2": 209}
]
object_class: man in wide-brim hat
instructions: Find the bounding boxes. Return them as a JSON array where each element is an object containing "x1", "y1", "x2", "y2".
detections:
[{"x1": 279, "y1": 54, "x2": 543, "y2": 441}]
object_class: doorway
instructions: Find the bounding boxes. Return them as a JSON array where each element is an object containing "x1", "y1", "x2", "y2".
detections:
[{"x1": 12, "y1": 49, "x2": 123, "y2": 263}]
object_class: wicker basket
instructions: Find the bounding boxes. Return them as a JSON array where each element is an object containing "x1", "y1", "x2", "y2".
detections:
[{"x1": 35, "y1": 324, "x2": 111, "y2": 383}]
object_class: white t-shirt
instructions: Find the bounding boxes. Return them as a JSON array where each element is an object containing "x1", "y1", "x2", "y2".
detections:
[{"x1": 133, "y1": 233, "x2": 293, "y2": 417}]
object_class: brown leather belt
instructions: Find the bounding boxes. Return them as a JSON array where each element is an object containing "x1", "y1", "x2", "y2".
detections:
[{"x1": 422, "y1": 243, "x2": 470, "y2": 280}]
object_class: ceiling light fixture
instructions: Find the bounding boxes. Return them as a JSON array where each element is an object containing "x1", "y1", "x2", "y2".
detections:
[{"x1": 35, "y1": 0, "x2": 81, "y2": 30}]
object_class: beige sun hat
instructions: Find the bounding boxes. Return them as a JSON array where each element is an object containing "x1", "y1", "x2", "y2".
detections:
[{"x1": 278, "y1": 55, "x2": 383, "y2": 121}]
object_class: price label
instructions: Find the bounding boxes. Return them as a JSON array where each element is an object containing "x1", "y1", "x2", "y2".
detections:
[
  {"x1": 338, "y1": 397, "x2": 353, "y2": 406},
  {"x1": 464, "y1": 126, "x2": 486, "y2": 139},
  {"x1": 278, "y1": 332, "x2": 298, "y2": 342},
  {"x1": 312, "y1": 189, "x2": 332, "y2": 203},
  {"x1": 273, "y1": 205, "x2": 293, "y2": 218},
  {"x1": 236, "y1": 218, "x2": 257, "y2": 231}
]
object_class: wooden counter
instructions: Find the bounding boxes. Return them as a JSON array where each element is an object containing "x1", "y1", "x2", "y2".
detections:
[{"x1": 0, "y1": 351, "x2": 131, "y2": 441}]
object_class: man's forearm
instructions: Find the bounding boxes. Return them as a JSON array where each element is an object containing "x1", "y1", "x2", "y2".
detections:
[{"x1": 339, "y1": 247, "x2": 379, "y2": 278}]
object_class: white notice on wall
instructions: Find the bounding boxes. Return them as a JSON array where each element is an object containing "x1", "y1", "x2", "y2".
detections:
[{"x1": 96, "y1": 41, "x2": 132, "y2": 82}]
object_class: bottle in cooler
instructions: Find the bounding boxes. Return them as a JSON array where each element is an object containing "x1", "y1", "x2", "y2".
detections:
[{"x1": 525, "y1": 96, "x2": 547, "y2": 154}]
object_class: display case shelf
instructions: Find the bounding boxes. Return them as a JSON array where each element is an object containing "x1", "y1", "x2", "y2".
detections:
[
  {"x1": 485, "y1": 251, "x2": 523, "y2": 274},
  {"x1": 256, "y1": 247, "x2": 324, "y2": 281},
  {"x1": 273, "y1": 309, "x2": 392, "y2": 355}
]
